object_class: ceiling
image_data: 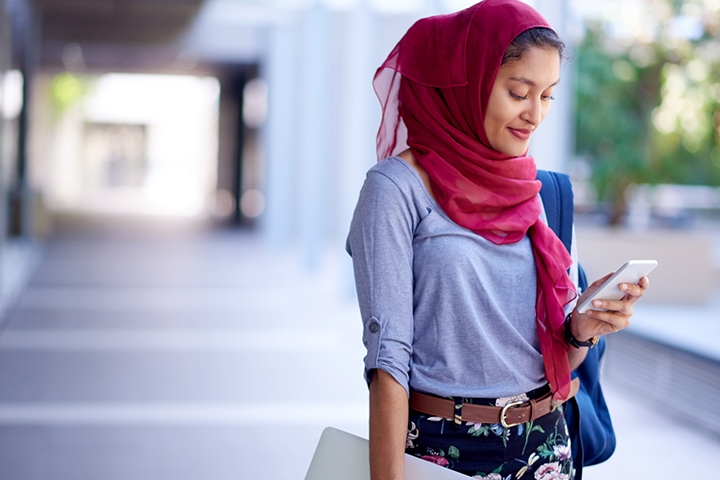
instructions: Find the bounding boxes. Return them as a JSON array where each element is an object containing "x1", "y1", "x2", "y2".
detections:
[
  {"x1": 33, "y1": 0, "x2": 205, "y2": 45},
  {"x1": 24, "y1": 0, "x2": 260, "y2": 74}
]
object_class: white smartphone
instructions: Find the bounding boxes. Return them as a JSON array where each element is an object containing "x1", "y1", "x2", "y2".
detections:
[{"x1": 576, "y1": 260, "x2": 658, "y2": 314}]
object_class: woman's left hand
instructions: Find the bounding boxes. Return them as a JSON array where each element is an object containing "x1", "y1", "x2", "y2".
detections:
[{"x1": 568, "y1": 273, "x2": 650, "y2": 344}]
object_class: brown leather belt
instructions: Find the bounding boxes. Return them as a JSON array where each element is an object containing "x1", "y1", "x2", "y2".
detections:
[{"x1": 409, "y1": 378, "x2": 580, "y2": 428}]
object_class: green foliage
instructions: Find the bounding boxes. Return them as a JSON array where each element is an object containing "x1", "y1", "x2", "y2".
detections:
[
  {"x1": 574, "y1": 9, "x2": 720, "y2": 224},
  {"x1": 49, "y1": 72, "x2": 90, "y2": 116},
  {"x1": 649, "y1": 60, "x2": 720, "y2": 186},
  {"x1": 574, "y1": 28, "x2": 662, "y2": 223}
]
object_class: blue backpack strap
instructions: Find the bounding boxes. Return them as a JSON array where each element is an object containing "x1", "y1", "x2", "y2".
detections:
[
  {"x1": 536, "y1": 170, "x2": 615, "y2": 478},
  {"x1": 536, "y1": 170, "x2": 573, "y2": 255},
  {"x1": 537, "y1": 170, "x2": 588, "y2": 293}
]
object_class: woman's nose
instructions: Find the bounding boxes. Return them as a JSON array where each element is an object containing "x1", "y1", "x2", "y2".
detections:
[{"x1": 522, "y1": 99, "x2": 542, "y2": 126}]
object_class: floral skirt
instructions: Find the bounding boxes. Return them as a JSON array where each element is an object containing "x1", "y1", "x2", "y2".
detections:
[{"x1": 405, "y1": 386, "x2": 574, "y2": 480}]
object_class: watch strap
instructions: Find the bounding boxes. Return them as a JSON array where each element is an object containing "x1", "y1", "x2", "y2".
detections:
[{"x1": 564, "y1": 313, "x2": 599, "y2": 348}]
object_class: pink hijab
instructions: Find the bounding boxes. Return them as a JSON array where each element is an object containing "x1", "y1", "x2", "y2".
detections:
[{"x1": 374, "y1": 0, "x2": 577, "y2": 400}]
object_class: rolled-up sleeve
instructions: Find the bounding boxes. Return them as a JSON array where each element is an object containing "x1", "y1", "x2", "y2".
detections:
[{"x1": 346, "y1": 170, "x2": 416, "y2": 396}]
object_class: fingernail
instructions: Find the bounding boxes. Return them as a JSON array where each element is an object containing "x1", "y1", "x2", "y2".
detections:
[
  {"x1": 619, "y1": 284, "x2": 628, "y2": 292},
  {"x1": 592, "y1": 300, "x2": 602, "y2": 307}
]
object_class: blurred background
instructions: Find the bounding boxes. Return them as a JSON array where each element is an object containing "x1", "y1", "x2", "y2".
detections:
[{"x1": 0, "y1": 0, "x2": 719, "y2": 478}]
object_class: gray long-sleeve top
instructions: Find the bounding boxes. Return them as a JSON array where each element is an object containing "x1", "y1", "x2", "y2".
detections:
[{"x1": 347, "y1": 156, "x2": 566, "y2": 399}]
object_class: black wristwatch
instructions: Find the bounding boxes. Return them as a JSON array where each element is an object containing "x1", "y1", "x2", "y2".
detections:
[{"x1": 564, "y1": 313, "x2": 599, "y2": 349}]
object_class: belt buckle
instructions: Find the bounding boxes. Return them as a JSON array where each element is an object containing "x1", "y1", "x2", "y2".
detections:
[{"x1": 500, "y1": 400, "x2": 524, "y2": 428}]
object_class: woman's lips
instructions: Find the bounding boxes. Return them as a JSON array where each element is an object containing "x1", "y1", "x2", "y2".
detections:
[{"x1": 508, "y1": 127, "x2": 532, "y2": 140}]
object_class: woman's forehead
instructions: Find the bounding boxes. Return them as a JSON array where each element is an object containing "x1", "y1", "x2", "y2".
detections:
[{"x1": 495, "y1": 47, "x2": 561, "y2": 87}]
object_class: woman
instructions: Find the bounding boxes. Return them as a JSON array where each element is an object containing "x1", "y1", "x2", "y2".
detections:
[{"x1": 346, "y1": 1, "x2": 648, "y2": 478}]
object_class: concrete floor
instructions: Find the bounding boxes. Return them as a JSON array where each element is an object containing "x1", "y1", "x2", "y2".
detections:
[
  {"x1": 584, "y1": 382, "x2": 720, "y2": 479},
  {"x1": 0, "y1": 215, "x2": 719, "y2": 479},
  {"x1": 0, "y1": 216, "x2": 368, "y2": 480}
]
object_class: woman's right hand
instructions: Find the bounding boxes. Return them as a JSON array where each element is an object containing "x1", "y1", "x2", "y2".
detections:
[
  {"x1": 569, "y1": 273, "x2": 650, "y2": 343},
  {"x1": 369, "y1": 369, "x2": 409, "y2": 480}
]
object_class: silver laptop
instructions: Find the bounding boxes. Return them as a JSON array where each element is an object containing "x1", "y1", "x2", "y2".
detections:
[{"x1": 305, "y1": 427, "x2": 468, "y2": 480}]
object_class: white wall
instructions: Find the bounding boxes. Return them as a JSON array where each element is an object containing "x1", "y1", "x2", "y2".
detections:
[{"x1": 35, "y1": 73, "x2": 220, "y2": 217}]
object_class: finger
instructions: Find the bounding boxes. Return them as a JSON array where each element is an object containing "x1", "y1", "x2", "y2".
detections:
[
  {"x1": 617, "y1": 282, "x2": 645, "y2": 300},
  {"x1": 583, "y1": 310, "x2": 632, "y2": 334},
  {"x1": 590, "y1": 298, "x2": 634, "y2": 316},
  {"x1": 638, "y1": 276, "x2": 650, "y2": 289}
]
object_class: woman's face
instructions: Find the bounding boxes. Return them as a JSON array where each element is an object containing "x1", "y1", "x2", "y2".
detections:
[{"x1": 483, "y1": 46, "x2": 560, "y2": 157}]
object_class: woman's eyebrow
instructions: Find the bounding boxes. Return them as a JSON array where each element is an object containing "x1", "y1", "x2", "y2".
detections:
[{"x1": 509, "y1": 76, "x2": 561, "y2": 87}]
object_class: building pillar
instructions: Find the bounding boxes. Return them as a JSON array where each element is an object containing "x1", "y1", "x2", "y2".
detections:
[
  {"x1": 261, "y1": 18, "x2": 298, "y2": 248},
  {"x1": 295, "y1": 6, "x2": 329, "y2": 269},
  {"x1": 216, "y1": 74, "x2": 239, "y2": 221},
  {"x1": 0, "y1": 0, "x2": 10, "y2": 242},
  {"x1": 336, "y1": 3, "x2": 377, "y2": 241},
  {"x1": 9, "y1": 0, "x2": 38, "y2": 238},
  {"x1": 530, "y1": 0, "x2": 572, "y2": 173}
]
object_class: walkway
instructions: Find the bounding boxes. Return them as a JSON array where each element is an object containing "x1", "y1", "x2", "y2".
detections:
[
  {"x1": 0, "y1": 215, "x2": 718, "y2": 479},
  {"x1": 0, "y1": 216, "x2": 367, "y2": 479}
]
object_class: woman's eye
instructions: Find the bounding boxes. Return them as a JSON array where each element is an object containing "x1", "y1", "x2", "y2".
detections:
[
  {"x1": 542, "y1": 95, "x2": 555, "y2": 101},
  {"x1": 510, "y1": 91, "x2": 528, "y2": 100}
]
